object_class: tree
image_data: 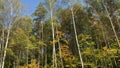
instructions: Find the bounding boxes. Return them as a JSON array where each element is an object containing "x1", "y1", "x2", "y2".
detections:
[
  {"x1": 32, "y1": 2, "x2": 48, "y2": 68},
  {"x1": 45, "y1": 0, "x2": 58, "y2": 67},
  {"x1": 32, "y1": 2, "x2": 47, "y2": 40},
  {"x1": 1, "y1": 0, "x2": 120, "y2": 68},
  {"x1": 1, "y1": 0, "x2": 22, "y2": 68}
]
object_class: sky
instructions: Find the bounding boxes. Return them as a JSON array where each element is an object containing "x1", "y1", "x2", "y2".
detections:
[
  {"x1": 21, "y1": 0, "x2": 86, "y2": 16},
  {"x1": 21, "y1": 0, "x2": 44, "y2": 16}
]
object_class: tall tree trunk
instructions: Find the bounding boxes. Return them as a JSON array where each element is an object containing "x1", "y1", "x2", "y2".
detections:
[
  {"x1": 26, "y1": 44, "x2": 29, "y2": 68},
  {"x1": 116, "y1": 17, "x2": 120, "y2": 29},
  {"x1": 70, "y1": 7, "x2": 84, "y2": 68},
  {"x1": 1, "y1": 3, "x2": 13, "y2": 68},
  {"x1": 49, "y1": 0, "x2": 57, "y2": 68},
  {"x1": 2, "y1": 26, "x2": 11, "y2": 68},
  {"x1": 41, "y1": 23, "x2": 44, "y2": 68},
  {"x1": 56, "y1": 28, "x2": 64, "y2": 68},
  {"x1": 41, "y1": 47, "x2": 44, "y2": 68},
  {"x1": 58, "y1": 39, "x2": 64, "y2": 68},
  {"x1": 102, "y1": 2, "x2": 120, "y2": 48},
  {"x1": 45, "y1": 47, "x2": 47, "y2": 68}
]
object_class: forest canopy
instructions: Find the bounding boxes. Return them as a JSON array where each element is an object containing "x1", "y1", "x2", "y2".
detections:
[{"x1": 0, "y1": 0, "x2": 120, "y2": 68}]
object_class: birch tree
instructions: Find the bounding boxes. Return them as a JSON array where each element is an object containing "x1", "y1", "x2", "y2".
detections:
[
  {"x1": 1, "y1": 0, "x2": 22, "y2": 68},
  {"x1": 46, "y1": 0, "x2": 58, "y2": 67},
  {"x1": 101, "y1": 0, "x2": 120, "y2": 48},
  {"x1": 67, "y1": 0, "x2": 84, "y2": 68}
]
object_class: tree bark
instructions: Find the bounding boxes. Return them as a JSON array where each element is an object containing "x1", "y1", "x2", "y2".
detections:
[
  {"x1": 103, "y1": 2, "x2": 120, "y2": 48},
  {"x1": 1, "y1": 3, "x2": 13, "y2": 68},
  {"x1": 2, "y1": 26, "x2": 11, "y2": 68},
  {"x1": 71, "y1": 7, "x2": 84, "y2": 68}
]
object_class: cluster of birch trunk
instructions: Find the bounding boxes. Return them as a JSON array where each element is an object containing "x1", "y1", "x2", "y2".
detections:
[{"x1": 0, "y1": 0, "x2": 120, "y2": 68}]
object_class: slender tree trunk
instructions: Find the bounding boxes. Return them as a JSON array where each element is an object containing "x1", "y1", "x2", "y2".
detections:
[
  {"x1": 45, "y1": 47, "x2": 47, "y2": 68},
  {"x1": 116, "y1": 17, "x2": 120, "y2": 29},
  {"x1": 1, "y1": 3, "x2": 13, "y2": 68},
  {"x1": 49, "y1": 1, "x2": 57, "y2": 68},
  {"x1": 70, "y1": 7, "x2": 84, "y2": 68},
  {"x1": 26, "y1": 49, "x2": 29, "y2": 68},
  {"x1": 56, "y1": 28, "x2": 64, "y2": 68},
  {"x1": 58, "y1": 40, "x2": 64, "y2": 68},
  {"x1": 2, "y1": 26, "x2": 11, "y2": 68},
  {"x1": 38, "y1": 50, "x2": 40, "y2": 68},
  {"x1": 42, "y1": 47, "x2": 44, "y2": 68},
  {"x1": 41, "y1": 23, "x2": 44, "y2": 68},
  {"x1": 102, "y1": 2, "x2": 120, "y2": 48},
  {"x1": 101, "y1": 23, "x2": 108, "y2": 47}
]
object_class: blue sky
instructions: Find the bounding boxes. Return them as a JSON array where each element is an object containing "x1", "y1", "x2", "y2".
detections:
[
  {"x1": 21, "y1": 0, "x2": 44, "y2": 16},
  {"x1": 21, "y1": 0, "x2": 85, "y2": 16}
]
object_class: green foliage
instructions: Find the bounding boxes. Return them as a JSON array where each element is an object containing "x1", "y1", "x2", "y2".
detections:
[
  {"x1": 1, "y1": 0, "x2": 120, "y2": 68},
  {"x1": 11, "y1": 28, "x2": 29, "y2": 45},
  {"x1": 36, "y1": 41, "x2": 46, "y2": 47},
  {"x1": 78, "y1": 34, "x2": 95, "y2": 47},
  {"x1": 32, "y1": 2, "x2": 47, "y2": 21}
]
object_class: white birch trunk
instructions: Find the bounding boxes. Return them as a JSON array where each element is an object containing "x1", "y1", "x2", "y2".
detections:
[
  {"x1": 71, "y1": 7, "x2": 84, "y2": 68},
  {"x1": 1, "y1": 3, "x2": 13, "y2": 68},
  {"x1": 103, "y1": 3, "x2": 120, "y2": 48},
  {"x1": 2, "y1": 27, "x2": 11, "y2": 68},
  {"x1": 49, "y1": 0, "x2": 57, "y2": 68}
]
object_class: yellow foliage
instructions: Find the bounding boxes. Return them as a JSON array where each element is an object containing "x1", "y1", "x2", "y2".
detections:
[
  {"x1": 103, "y1": 46, "x2": 108, "y2": 51},
  {"x1": 19, "y1": 66, "x2": 27, "y2": 68},
  {"x1": 28, "y1": 59, "x2": 40, "y2": 68},
  {"x1": 82, "y1": 48, "x2": 92, "y2": 55},
  {"x1": 56, "y1": 31, "x2": 64, "y2": 38},
  {"x1": 50, "y1": 40, "x2": 58, "y2": 45},
  {"x1": 108, "y1": 49, "x2": 117, "y2": 54}
]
